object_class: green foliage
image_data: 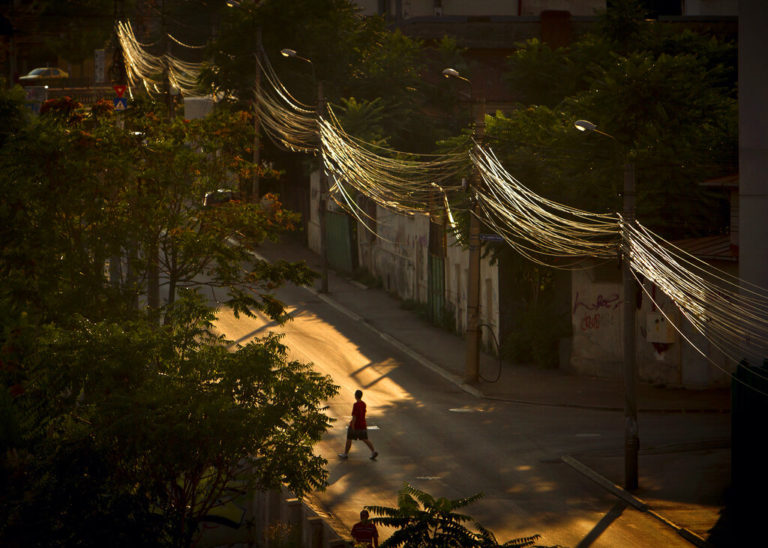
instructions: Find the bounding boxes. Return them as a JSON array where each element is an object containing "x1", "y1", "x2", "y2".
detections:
[
  {"x1": 0, "y1": 97, "x2": 315, "y2": 322},
  {"x1": 367, "y1": 483, "x2": 543, "y2": 548},
  {"x1": 32, "y1": 0, "x2": 115, "y2": 64},
  {"x1": 1, "y1": 291, "x2": 338, "y2": 547},
  {"x1": 497, "y1": 253, "x2": 570, "y2": 369},
  {"x1": 0, "y1": 89, "x2": 334, "y2": 548},
  {"x1": 334, "y1": 97, "x2": 388, "y2": 144},
  {"x1": 0, "y1": 84, "x2": 30, "y2": 147},
  {"x1": 367, "y1": 483, "x2": 482, "y2": 548},
  {"x1": 596, "y1": 0, "x2": 646, "y2": 52},
  {"x1": 205, "y1": 0, "x2": 461, "y2": 154},
  {"x1": 498, "y1": 2, "x2": 736, "y2": 239}
]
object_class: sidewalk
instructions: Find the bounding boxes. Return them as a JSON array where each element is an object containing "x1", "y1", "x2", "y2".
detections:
[
  {"x1": 252, "y1": 236, "x2": 732, "y2": 546},
  {"x1": 255, "y1": 236, "x2": 731, "y2": 414}
]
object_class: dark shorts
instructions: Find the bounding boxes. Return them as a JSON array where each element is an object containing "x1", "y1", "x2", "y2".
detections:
[{"x1": 347, "y1": 427, "x2": 368, "y2": 440}]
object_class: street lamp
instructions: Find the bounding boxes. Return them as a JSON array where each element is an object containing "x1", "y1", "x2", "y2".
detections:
[
  {"x1": 575, "y1": 119, "x2": 638, "y2": 491},
  {"x1": 282, "y1": 47, "x2": 328, "y2": 293},
  {"x1": 443, "y1": 67, "x2": 484, "y2": 385}
]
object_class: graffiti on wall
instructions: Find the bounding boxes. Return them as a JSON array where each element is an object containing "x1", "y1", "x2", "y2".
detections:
[{"x1": 572, "y1": 291, "x2": 621, "y2": 331}]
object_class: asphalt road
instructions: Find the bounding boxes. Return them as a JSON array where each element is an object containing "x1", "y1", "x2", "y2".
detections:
[{"x1": 213, "y1": 280, "x2": 727, "y2": 547}]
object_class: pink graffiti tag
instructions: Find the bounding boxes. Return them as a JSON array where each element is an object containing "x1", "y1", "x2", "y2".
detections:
[
  {"x1": 580, "y1": 314, "x2": 601, "y2": 331},
  {"x1": 572, "y1": 291, "x2": 621, "y2": 314}
]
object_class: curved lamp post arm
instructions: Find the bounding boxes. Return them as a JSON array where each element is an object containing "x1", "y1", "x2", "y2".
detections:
[{"x1": 574, "y1": 118, "x2": 639, "y2": 491}]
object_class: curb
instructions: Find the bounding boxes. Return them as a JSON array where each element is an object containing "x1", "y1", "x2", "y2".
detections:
[
  {"x1": 247, "y1": 246, "x2": 728, "y2": 414},
  {"x1": 312, "y1": 289, "x2": 484, "y2": 399},
  {"x1": 562, "y1": 455, "x2": 709, "y2": 547}
]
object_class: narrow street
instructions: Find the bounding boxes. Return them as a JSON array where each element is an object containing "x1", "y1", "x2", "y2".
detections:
[{"x1": 213, "y1": 261, "x2": 729, "y2": 547}]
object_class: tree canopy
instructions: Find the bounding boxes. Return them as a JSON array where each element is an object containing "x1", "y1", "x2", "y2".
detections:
[
  {"x1": 495, "y1": 0, "x2": 737, "y2": 238},
  {"x1": 0, "y1": 85, "x2": 336, "y2": 547}
]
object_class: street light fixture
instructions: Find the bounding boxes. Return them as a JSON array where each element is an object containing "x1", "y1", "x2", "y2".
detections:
[
  {"x1": 282, "y1": 47, "x2": 327, "y2": 293},
  {"x1": 442, "y1": 67, "x2": 470, "y2": 84},
  {"x1": 575, "y1": 119, "x2": 639, "y2": 491},
  {"x1": 443, "y1": 67, "x2": 483, "y2": 385}
]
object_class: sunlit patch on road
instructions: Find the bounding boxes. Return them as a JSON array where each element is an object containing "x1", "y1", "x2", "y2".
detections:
[{"x1": 449, "y1": 407, "x2": 481, "y2": 413}]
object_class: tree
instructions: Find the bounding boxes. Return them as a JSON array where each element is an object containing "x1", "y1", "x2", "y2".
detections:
[
  {"x1": 367, "y1": 483, "x2": 482, "y2": 547},
  {"x1": 366, "y1": 483, "x2": 543, "y2": 548},
  {"x1": 0, "y1": 85, "x2": 335, "y2": 547},
  {"x1": 0, "y1": 94, "x2": 314, "y2": 321},
  {"x1": 1, "y1": 291, "x2": 338, "y2": 547},
  {"x1": 499, "y1": 0, "x2": 737, "y2": 238},
  {"x1": 121, "y1": 102, "x2": 310, "y2": 312},
  {"x1": 474, "y1": 0, "x2": 738, "y2": 368}
]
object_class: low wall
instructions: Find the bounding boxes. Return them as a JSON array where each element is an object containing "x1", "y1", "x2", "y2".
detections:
[{"x1": 197, "y1": 486, "x2": 352, "y2": 548}]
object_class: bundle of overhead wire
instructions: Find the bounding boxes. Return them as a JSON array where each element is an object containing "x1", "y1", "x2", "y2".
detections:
[
  {"x1": 319, "y1": 107, "x2": 469, "y2": 222},
  {"x1": 626, "y1": 220, "x2": 768, "y2": 373},
  {"x1": 253, "y1": 52, "x2": 318, "y2": 153},
  {"x1": 116, "y1": 21, "x2": 207, "y2": 97},
  {"x1": 472, "y1": 145, "x2": 621, "y2": 268}
]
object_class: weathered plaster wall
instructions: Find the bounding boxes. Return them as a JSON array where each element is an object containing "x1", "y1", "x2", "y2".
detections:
[{"x1": 569, "y1": 263, "x2": 738, "y2": 388}]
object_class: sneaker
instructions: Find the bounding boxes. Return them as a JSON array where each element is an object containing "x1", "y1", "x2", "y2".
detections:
[
  {"x1": 338, "y1": 453, "x2": 348, "y2": 459},
  {"x1": 370, "y1": 452, "x2": 378, "y2": 460}
]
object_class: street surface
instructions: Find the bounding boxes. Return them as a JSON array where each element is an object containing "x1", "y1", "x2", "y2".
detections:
[{"x1": 213, "y1": 274, "x2": 729, "y2": 547}]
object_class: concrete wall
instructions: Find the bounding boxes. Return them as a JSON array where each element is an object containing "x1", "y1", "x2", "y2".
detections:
[
  {"x1": 197, "y1": 487, "x2": 350, "y2": 548},
  {"x1": 738, "y1": 0, "x2": 768, "y2": 362},
  {"x1": 445, "y1": 232, "x2": 499, "y2": 350},
  {"x1": 685, "y1": 0, "x2": 738, "y2": 15},
  {"x1": 569, "y1": 263, "x2": 737, "y2": 388},
  {"x1": 183, "y1": 96, "x2": 215, "y2": 120},
  {"x1": 307, "y1": 171, "x2": 323, "y2": 255},
  {"x1": 357, "y1": 207, "x2": 429, "y2": 302},
  {"x1": 353, "y1": 208, "x2": 499, "y2": 352},
  {"x1": 569, "y1": 267, "x2": 623, "y2": 378}
]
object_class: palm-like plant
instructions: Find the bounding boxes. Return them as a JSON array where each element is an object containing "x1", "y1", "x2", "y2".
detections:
[
  {"x1": 474, "y1": 524, "x2": 542, "y2": 548},
  {"x1": 366, "y1": 483, "x2": 547, "y2": 548},
  {"x1": 365, "y1": 483, "x2": 482, "y2": 547}
]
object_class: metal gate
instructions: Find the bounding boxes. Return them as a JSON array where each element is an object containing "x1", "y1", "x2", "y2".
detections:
[
  {"x1": 427, "y1": 253, "x2": 445, "y2": 324},
  {"x1": 325, "y1": 210, "x2": 355, "y2": 273}
]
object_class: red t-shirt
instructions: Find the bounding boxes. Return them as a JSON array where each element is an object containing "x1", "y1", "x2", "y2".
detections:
[
  {"x1": 351, "y1": 400, "x2": 367, "y2": 429},
  {"x1": 351, "y1": 520, "x2": 378, "y2": 546}
]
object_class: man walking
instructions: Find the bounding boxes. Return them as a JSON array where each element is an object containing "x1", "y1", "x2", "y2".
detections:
[
  {"x1": 351, "y1": 509, "x2": 379, "y2": 547},
  {"x1": 339, "y1": 389, "x2": 378, "y2": 460}
]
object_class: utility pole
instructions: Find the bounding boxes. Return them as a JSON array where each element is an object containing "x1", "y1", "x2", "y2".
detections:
[
  {"x1": 441, "y1": 67, "x2": 484, "y2": 384},
  {"x1": 280, "y1": 48, "x2": 327, "y2": 293},
  {"x1": 252, "y1": 27, "x2": 262, "y2": 201},
  {"x1": 623, "y1": 161, "x2": 638, "y2": 491},
  {"x1": 147, "y1": 0, "x2": 170, "y2": 311},
  {"x1": 574, "y1": 119, "x2": 639, "y2": 491},
  {"x1": 465, "y1": 99, "x2": 485, "y2": 384},
  {"x1": 317, "y1": 79, "x2": 329, "y2": 293}
]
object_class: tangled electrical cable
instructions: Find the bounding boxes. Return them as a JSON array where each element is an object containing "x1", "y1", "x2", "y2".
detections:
[
  {"x1": 472, "y1": 144, "x2": 621, "y2": 268},
  {"x1": 116, "y1": 20, "x2": 208, "y2": 97},
  {"x1": 320, "y1": 109, "x2": 467, "y2": 205},
  {"x1": 252, "y1": 51, "x2": 318, "y2": 153},
  {"x1": 625, "y1": 220, "x2": 768, "y2": 387},
  {"x1": 250, "y1": 48, "x2": 768, "y2": 392}
]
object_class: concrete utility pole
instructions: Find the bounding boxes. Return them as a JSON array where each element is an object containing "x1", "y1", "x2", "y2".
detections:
[
  {"x1": 252, "y1": 27, "x2": 262, "y2": 201},
  {"x1": 281, "y1": 48, "x2": 328, "y2": 293},
  {"x1": 442, "y1": 67, "x2": 484, "y2": 384},
  {"x1": 317, "y1": 79, "x2": 329, "y2": 293},
  {"x1": 622, "y1": 161, "x2": 638, "y2": 491},
  {"x1": 465, "y1": 101, "x2": 485, "y2": 384},
  {"x1": 574, "y1": 120, "x2": 638, "y2": 491}
]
